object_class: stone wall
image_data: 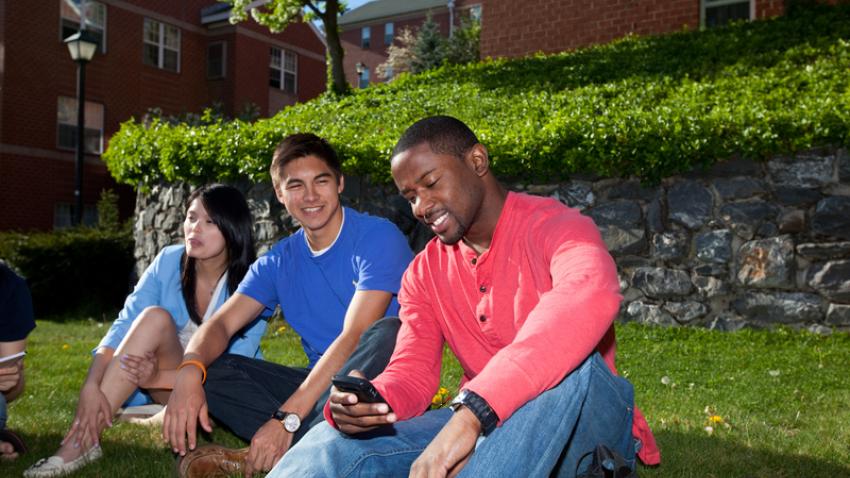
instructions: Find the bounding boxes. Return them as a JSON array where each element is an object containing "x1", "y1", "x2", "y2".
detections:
[{"x1": 133, "y1": 148, "x2": 850, "y2": 333}]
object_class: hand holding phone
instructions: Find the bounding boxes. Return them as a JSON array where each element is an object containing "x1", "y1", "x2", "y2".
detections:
[
  {"x1": 331, "y1": 374, "x2": 388, "y2": 406},
  {"x1": 0, "y1": 351, "x2": 25, "y2": 367}
]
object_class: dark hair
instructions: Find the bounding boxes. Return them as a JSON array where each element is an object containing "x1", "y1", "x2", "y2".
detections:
[
  {"x1": 392, "y1": 115, "x2": 479, "y2": 160},
  {"x1": 270, "y1": 133, "x2": 342, "y2": 188},
  {"x1": 181, "y1": 184, "x2": 256, "y2": 325}
]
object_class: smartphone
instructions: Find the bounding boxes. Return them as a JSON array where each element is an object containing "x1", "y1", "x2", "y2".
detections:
[
  {"x1": 0, "y1": 351, "x2": 26, "y2": 367},
  {"x1": 331, "y1": 375, "x2": 388, "y2": 406}
]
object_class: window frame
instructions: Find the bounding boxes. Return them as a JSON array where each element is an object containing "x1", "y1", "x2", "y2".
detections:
[
  {"x1": 384, "y1": 22, "x2": 394, "y2": 46},
  {"x1": 56, "y1": 96, "x2": 105, "y2": 155},
  {"x1": 207, "y1": 41, "x2": 227, "y2": 79},
  {"x1": 361, "y1": 26, "x2": 371, "y2": 49},
  {"x1": 700, "y1": 0, "x2": 753, "y2": 28},
  {"x1": 269, "y1": 46, "x2": 298, "y2": 94},
  {"x1": 60, "y1": 0, "x2": 107, "y2": 53},
  {"x1": 358, "y1": 65, "x2": 370, "y2": 89},
  {"x1": 143, "y1": 17, "x2": 181, "y2": 73}
]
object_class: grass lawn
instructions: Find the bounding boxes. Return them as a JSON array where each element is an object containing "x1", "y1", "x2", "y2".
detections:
[{"x1": 5, "y1": 316, "x2": 849, "y2": 477}]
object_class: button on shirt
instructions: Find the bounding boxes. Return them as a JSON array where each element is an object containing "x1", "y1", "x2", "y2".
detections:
[{"x1": 370, "y1": 192, "x2": 660, "y2": 465}]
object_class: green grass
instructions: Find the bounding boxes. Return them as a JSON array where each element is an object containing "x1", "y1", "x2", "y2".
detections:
[{"x1": 6, "y1": 317, "x2": 850, "y2": 476}]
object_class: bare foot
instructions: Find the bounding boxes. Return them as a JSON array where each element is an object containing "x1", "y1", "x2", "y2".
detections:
[{"x1": 0, "y1": 440, "x2": 19, "y2": 461}]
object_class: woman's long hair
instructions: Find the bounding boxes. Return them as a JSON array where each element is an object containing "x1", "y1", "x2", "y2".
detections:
[{"x1": 181, "y1": 184, "x2": 255, "y2": 325}]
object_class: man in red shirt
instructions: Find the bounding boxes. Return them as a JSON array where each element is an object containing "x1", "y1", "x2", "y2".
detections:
[{"x1": 267, "y1": 116, "x2": 659, "y2": 477}]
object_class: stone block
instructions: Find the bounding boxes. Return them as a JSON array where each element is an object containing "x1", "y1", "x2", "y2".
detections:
[
  {"x1": 652, "y1": 232, "x2": 688, "y2": 261},
  {"x1": 807, "y1": 260, "x2": 850, "y2": 302},
  {"x1": 732, "y1": 291, "x2": 824, "y2": 323},
  {"x1": 811, "y1": 197, "x2": 850, "y2": 240},
  {"x1": 773, "y1": 187, "x2": 822, "y2": 207},
  {"x1": 598, "y1": 225, "x2": 647, "y2": 256},
  {"x1": 795, "y1": 242, "x2": 850, "y2": 260},
  {"x1": 587, "y1": 200, "x2": 642, "y2": 227},
  {"x1": 695, "y1": 229, "x2": 732, "y2": 264},
  {"x1": 713, "y1": 178, "x2": 765, "y2": 200},
  {"x1": 663, "y1": 301, "x2": 708, "y2": 324},
  {"x1": 736, "y1": 236, "x2": 795, "y2": 289},
  {"x1": 768, "y1": 154, "x2": 835, "y2": 188},
  {"x1": 632, "y1": 267, "x2": 693, "y2": 299},
  {"x1": 646, "y1": 197, "x2": 665, "y2": 233},
  {"x1": 557, "y1": 181, "x2": 595, "y2": 210},
  {"x1": 719, "y1": 201, "x2": 781, "y2": 240},
  {"x1": 778, "y1": 210, "x2": 805, "y2": 234},
  {"x1": 826, "y1": 303, "x2": 850, "y2": 326},
  {"x1": 625, "y1": 301, "x2": 677, "y2": 326},
  {"x1": 668, "y1": 181, "x2": 713, "y2": 230}
]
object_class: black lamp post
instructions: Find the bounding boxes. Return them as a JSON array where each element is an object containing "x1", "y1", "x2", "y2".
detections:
[{"x1": 64, "y1": 30, "x2": 98, "y2": 226}]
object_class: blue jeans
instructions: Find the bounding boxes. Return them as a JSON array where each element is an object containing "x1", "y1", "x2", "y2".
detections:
[
  {"x1": 267, "y1": 352, "x2": 635, "y2": 478},
  {"x1": 0, "y1": 391, "x2": 7, "y2": 430},
  {"x1": 204, "y1": 317, "x2": 400, "y2": 443}
]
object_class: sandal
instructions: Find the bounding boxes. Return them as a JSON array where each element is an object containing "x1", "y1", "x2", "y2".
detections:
[
  {"x1": 0, "y1": 429, "x2": 27, "y2": 455},
  {"x1": 23, "y1": 444, "x2": 102, "y2": 478}
]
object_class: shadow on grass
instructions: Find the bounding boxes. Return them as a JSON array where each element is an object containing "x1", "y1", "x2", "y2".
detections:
[{"x1": 641, "y1": 429, "x2": 850, "y2": 478}]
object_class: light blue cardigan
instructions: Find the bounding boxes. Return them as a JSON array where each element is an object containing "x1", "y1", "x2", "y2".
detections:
[{"x1": 96, "y1": 245, "x2": 268, "y2": 405}]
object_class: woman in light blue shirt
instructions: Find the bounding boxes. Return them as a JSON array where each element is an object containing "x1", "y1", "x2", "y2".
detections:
[{"x1": 26, "y1": 184, "x2": 267, "y2": 477}]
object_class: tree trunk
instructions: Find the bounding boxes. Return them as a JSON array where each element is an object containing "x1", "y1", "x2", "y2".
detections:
[{"x1": 322, "y1": 0, "x2": 349, "y2": 95}]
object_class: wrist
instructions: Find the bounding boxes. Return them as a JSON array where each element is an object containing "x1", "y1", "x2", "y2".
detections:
[{"x1": 450, "y1": 389, "x2": 498, "y2": 436}]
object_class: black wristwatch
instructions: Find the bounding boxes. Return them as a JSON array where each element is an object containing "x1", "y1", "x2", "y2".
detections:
[
  {"x1": 450, "y1": 389, "x2": 498, "y2": 436},
  {"x1": 271, "y1": 410, "x2": 301, "y2": 433}
]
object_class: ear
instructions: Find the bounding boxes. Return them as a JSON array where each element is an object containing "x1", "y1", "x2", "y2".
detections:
[
  {"x1": 337, "y1": 174, "x2": 345, "y2": 195},
  {"x1": 466, "y1": 144, "x2": 490, "y2": 177},
  {"x1": 273, "y1": 183, "x2": 287, "y2": 207}
]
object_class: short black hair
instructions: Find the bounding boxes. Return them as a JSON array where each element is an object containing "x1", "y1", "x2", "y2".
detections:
[
  {"x1": 392, "y1": 115, "x2": 479, "y2": 160},
  {"x1": 270, "y1": 133, "x2": 342, "y2": 188}
]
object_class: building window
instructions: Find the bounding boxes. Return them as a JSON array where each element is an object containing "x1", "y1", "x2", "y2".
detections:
[
  {"x1": 361, "y1": 26, "x2": 371, "y2": 49},
  {"x1": 469, "y1": 5, "x2": 483, "y2": 22},
  {"x1": 208, "y1": 42, "x2": 226, "y2": 79},
  {"x1": 269, "y1": 47, "x2": 297, "y2": 94},
  {"x1": 54, "y1": 203, "x2": 97, "y2": 229},
  {"x1": 358, "y1": 66, "x2": 370, "y2": 89},
  {"x1": 57, "y1": 96, "x2": 104, "y2": 154},
  {"x1": 384, "y1": 22, "x2": 394, "y2": 45},
  {"x1": 702, "y1": 0, "x2": 752, "y2": 28},
  {"x1": 143, "y1": 18, "x2": 180, "y2": 72},
  {"x1": 60, "y1": 0, "x2": 107, "y2": 53}
]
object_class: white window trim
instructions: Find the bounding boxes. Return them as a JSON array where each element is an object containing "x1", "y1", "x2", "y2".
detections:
[
  {"x1": 270, "y1": 47, "x2": 298, "y2": 94},
  {"x1": 60, "y1": 0, "x2": 107, "y2": 53},
  {"x1": 700, "y1": 0, "x2": 753, "y2": 28},
  {"x1": 208, "y1": 41, "x2": 227, "y2": 79},
  {"x1": 144, "y1": 18, "x2": 181, "y2": 73}
]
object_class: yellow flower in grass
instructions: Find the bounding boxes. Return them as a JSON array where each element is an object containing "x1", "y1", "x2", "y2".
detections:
[
  {"x1": 62, "y1": 344, "x2": 71, "y2": 350},
  {"x1": 274, "y1": 325, "x2": 287, "y2": 336},
  {"x1": 430, "y1": 387, "x2": 452, "y2": 409},
  {"x1": 708, "y1": 414, "x2": 724, "y2": 426}
]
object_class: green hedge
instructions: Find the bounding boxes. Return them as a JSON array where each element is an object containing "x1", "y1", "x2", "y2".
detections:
[
  {"x1": 104, "y1": 5, "x2": 850, "y2": 185},
  {"x1": 0, "y1": 228, "x2": 134, "y2": 318}
]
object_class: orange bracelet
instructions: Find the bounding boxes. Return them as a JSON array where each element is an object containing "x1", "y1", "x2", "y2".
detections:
[{"x1": 177, "y1": 360, "x2": 207, "y2": 384}]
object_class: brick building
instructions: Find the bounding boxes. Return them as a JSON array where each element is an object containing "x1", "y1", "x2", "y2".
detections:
[
  {"x1": 338, "y1": 0, "x2": 803, "y2": 88},
  {"x1": 0, "y1": 0, "x2": 327, "y2": 231},
  {"x1": 338, "y1": 0, "x2": 481, "y2": 87}
]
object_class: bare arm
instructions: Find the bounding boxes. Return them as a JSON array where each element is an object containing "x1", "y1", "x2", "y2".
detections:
[
  {"x1": 164, "y1": 292, "x2": 265, "y2": 455},
  {"x1": 244, "y1": 289, "x2": 393, "y2": 475},
  {"x1": 0, "y1": 339, "x2": 27, "y2": 401}
]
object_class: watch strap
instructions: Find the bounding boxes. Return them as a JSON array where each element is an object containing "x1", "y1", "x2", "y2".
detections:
[{"x1": 451, "y1": 390, "x2": 498, "y2": 436}]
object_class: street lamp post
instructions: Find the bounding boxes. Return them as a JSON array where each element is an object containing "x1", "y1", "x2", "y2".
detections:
[{"x1": 64, "y1": 30, "x2": 98, "y2": 226}]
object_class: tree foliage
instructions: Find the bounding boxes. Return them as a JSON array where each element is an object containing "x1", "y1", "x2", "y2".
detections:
[{"x1": 225, "y1": 0, "x2": 350, "y2": 95}]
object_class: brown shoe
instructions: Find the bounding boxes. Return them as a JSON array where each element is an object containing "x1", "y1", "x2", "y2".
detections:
[{"x1": 176, "y1": 444, "x2": 249, "y2": 478}]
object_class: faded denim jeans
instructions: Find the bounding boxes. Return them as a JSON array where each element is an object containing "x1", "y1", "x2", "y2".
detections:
[{"x1": 267, "y1": 352, "x2": 636, "y2": 478}]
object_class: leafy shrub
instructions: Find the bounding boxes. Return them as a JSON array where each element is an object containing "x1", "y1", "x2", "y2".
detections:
[
  {"x1": 104, "y1": 4, "x2": 850, "y2": 186},
  {"x1": 0, "y1": 227, "x2": 134, "y2": 318}
]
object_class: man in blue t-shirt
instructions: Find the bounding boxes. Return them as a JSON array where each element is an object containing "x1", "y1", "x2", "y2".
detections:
[{"x1": 164, "y1": 134, "x2": 413, "y2": 476}]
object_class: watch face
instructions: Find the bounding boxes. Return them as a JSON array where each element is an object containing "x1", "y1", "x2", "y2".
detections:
[{"x1": 283, "y1": 413, "x2": 301, "y2": 433}]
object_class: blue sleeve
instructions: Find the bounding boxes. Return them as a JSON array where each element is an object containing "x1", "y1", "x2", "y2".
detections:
[
  {"x1": 236, "y1": 251, "x2": 282, "y2": 314},
  {"x1": 0, "y1": 266, "x2": 36, "y2": 342},
  {"x1": 355, "y1": 221, "x2": 414, "y2": 294},
  {"x1": 96, "y1": 248, "x2": 168, "y2": 352}
]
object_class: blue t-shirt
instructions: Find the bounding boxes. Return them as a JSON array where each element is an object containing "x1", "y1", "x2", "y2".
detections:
[{"x1": 237, "y1": 207, "x2": 413, "y2": 368}]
